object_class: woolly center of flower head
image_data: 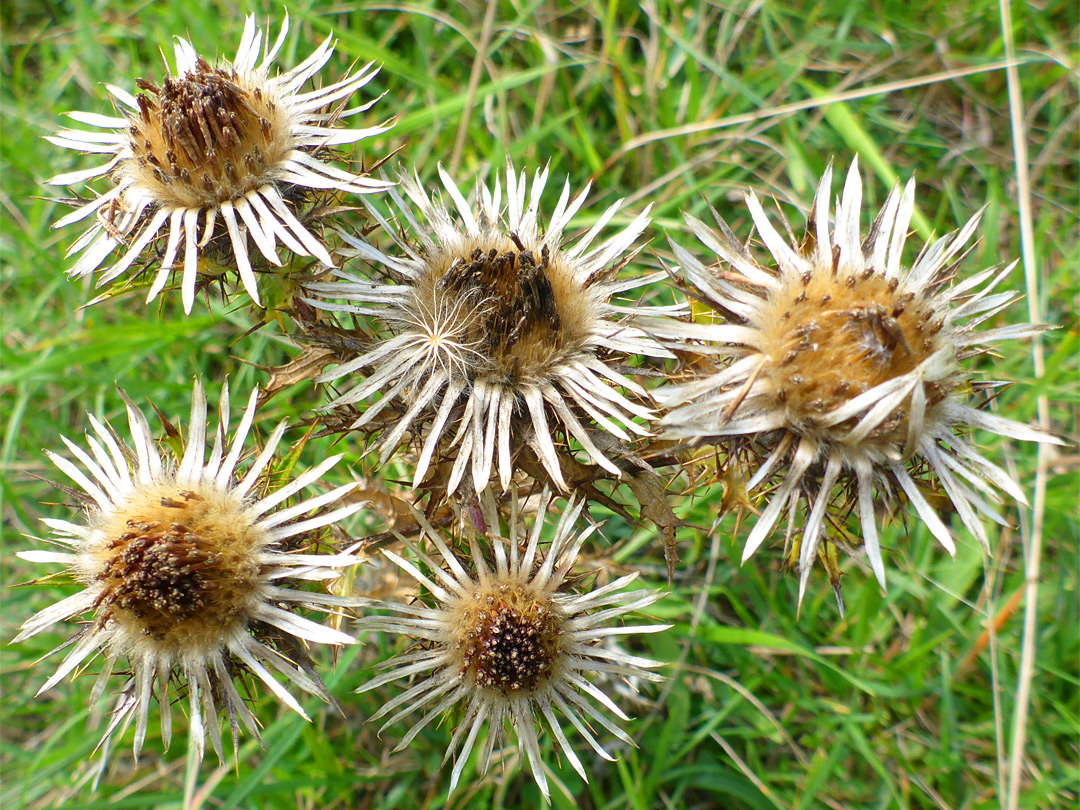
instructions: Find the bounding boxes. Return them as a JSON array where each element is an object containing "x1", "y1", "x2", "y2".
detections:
[
  {"x1": 128, "y1": 58, "x2": 291, "y2": 210},
  {"x1": 423, "y1": 235, "x2": 594, "y2": 383},
  {"x1": 454, "y1": 582, "x2": 564, "y2": 696},
  {"x1": 89, "y1": 483, "x2": 265, "y2": 655},
  {"x1": 757, "y1": 269, "x2": 950, "y2": 443}
]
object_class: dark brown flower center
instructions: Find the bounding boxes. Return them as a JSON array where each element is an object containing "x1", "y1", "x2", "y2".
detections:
[
  {"x1": 439, "y1": 238, "x2": 568, "y2": 380},
  {"x1": 458, "y1": 584, "x2": 563, "y2": 695},
  {"x1": 129, "y1": 57, "x2": 288, "y2": 208},
  {"x1": 95, "y1": 487, "x2": 263, "y2": 651}
]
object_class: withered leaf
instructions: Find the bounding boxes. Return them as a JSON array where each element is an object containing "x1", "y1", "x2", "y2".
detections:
[
  {"x1": 625, "y1": 466, "x2": 687, "y2": 587},
  {"x1": 257, "y1": 347, "x2": 337, "y2": 405}
]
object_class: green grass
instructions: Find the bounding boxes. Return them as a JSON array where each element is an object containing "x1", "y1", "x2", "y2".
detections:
[{"x1": 2, "y1": 1, "x2": 1077, "y2": 808}]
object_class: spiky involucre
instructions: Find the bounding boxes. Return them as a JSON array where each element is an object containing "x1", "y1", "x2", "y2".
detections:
[
  {"x1": 356, "y1": 490, "x2": 669, "y2": 798},
  {"x1": 47, "y1": 13, "x2": 391, "y2": 313},
  {"x1": 305, "y1": 164, "x2": 680, "y2": 495},
  {"x1": 654, "y1": 159, "x2": 1058, "y2": 606},
  {"x1": 15, "y1": 380, "x2": 364, "y2": 763}
]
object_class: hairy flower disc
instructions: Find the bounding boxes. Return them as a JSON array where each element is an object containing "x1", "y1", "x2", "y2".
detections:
[
  {"x1": 128, "y1": 63, "x2": 292, "y2": 211},
  {"x1": 90, "y1": 484, "x2": 265, "y2": 653},
  {"x1": 654, "y1": 159, "x2": 1060, "y2": 608},
  {"x1": 755, "y1": 265, "x2": 948, "y2": 448},
  {"x1": 305, "y1": 164, "x2": 681, "y2": 495},
  {"x1": 357, "y1": 491, "x2": 669, "y2": 797},
  {"x1": 15, "y1": 379, "x2": 365, "y2": 762},
  {"x1": 47, "y1": 14, "x2": 392, "y2": 313}
]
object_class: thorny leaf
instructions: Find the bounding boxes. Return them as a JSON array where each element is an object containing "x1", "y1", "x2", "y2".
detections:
[
  {"x1": 255, "y1": 347, "x2": 338, "y2": 405},
  {"x1": 354, "y1": 477, "x2": 427, "y2": 535},
  {"x1": 717, "y1": 455, "x2": 752, "y2": 516},
  {"x1": 521, "y1": 439, "x2": 686, "y2": 585},
  {"x1": 255, "y1": 264, "x2": 308, "y2": 324},
  {"x1": 517, "y1": 448, "x2": 630, "y2": 519},
  {"x1": 309, "y1": 203, "x2": 361, "y2": 219},
  {"x1": 589, "y1": 431, "x2": 687, "y2": 584},
  {"x1": 625, "y1": 466, "x2": 686, "y2": 586}
]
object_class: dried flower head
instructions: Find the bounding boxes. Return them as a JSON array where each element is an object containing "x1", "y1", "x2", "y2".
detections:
[
  {"x1": 304, "y1": 164, "x2": 678, "y2": 496},
  {"x1": 655, "y1": 159, "x2": 1059, "y2": 608},
  {"x1": 48, "y1": 14, "x2": 391, "y2": 312},
  {"x1": 14, "y1": 380, "x2": 364, "y2": 762},
  {"x1": 358, "y1": 491, "x2": 668, "y2": 797}
]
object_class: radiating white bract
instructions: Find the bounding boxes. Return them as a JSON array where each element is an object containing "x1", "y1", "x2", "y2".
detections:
[
  {"x1": 654, "y1": 159, "x2": 1060, "y2": 607},
  {"x1": 305, "y1": 164, "x2": 680, "y2": 494},
  {"x1": 357, "y1": 490, "x2": 669, "y2": 797},
  {"x1": 48, "y1": 13, "x2": 391, "y2": 312},
  {"x1": 15, "y1": 379, "x2": 365, "y2": 762}
]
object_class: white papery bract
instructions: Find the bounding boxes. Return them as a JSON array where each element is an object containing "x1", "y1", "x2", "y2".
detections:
[
  {"x1": 655, "y1": 159, "x2": 1059, "y2": 608},
  {"x1": 14, "y1": 379, "x2": 364, "y2": 762},
  {"x1": 357, "y1": 491, "x2": 669, "y2": 797},
  {"x1": 305, "y1": 164, "x2": 680, "y2": 495},
  {"x1": 48, "y1": 13, "x2": 391, "y2": 312}
]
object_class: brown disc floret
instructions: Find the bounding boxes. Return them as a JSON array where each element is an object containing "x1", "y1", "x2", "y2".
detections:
[
  {"x1": 90, "y1": 484, "x2": 264, "y2": 655},
  {"x1": 455, "y1": 582, "x2": 564, "y2": 695},
  {"x1": 129, "y1": 58, "x2": 290, "y2": 210}
]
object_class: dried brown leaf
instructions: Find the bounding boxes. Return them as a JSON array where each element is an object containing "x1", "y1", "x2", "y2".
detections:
[
  {"x1": 257, "y1": 347, "x2": 338, "y2": 405},
  {"x1": 625, "y1": 466, "x2": 686, "y2": 586}
]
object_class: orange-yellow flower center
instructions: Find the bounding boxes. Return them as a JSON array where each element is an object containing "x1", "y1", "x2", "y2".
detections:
[
  {"x1": 455, "y1": 583, "x2": 563, "y2": 695},
  {"x1": 91, "y1": 485, "x2": 264, "y2": 654},
  {"x1": 758, "y1": 269, "x2": 950, "y2": 442},
  {"x1": 129, "y1": 57, "x2": 290, "y2": 209}
]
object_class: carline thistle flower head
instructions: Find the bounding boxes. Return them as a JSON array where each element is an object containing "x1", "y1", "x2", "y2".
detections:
[
  {"x1": 357, "y1": 490, "x2": 669, "y2": 797},
  {"x1": 14, "y1": 379, "x2": 365, "y2": 762},
  {"x1": 655, "y1": 159, "x2": 1060, "y2": 610},
  {"x1": 47, "y1": 13, "x2": 392, "y2": 313},
  {"x1": 304, "y1": 163, "x2": 680, "y2": 497}
]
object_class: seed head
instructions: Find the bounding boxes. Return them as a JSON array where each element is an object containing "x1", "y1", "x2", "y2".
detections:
[
  {"x1": 305, "y1": 164, "x2": 680, "y2": 496},
  {"x1": 357, "y1": 491, "x2": 669, "y2": 797},
  {"x1": 655, "y1": 159, "x2": 1061, "y2": 610},
  {"x1": 47, "y1": 14, "x2": 392, "y2": 312},
  {"x1": 15, "y1": 379, "x2": 365, "y2": 762}
]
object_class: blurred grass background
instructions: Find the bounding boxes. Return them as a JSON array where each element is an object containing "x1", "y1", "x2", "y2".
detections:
[{"x1": 1, "y1": 1, "x2": 1076, "y2": 808}]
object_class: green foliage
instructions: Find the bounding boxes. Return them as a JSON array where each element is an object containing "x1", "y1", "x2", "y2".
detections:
[{"x1": 2, "y1": 1, "x2": 1076, "y2": 808}]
